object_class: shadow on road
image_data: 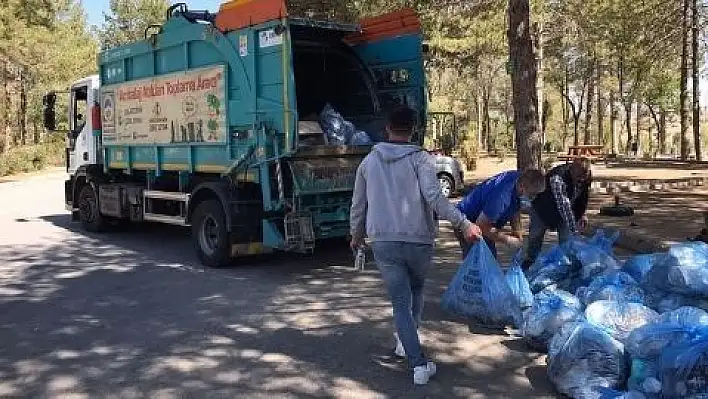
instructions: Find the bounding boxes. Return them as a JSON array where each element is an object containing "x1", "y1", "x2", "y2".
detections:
[{"x1": 0, "y1": 213, "x2": 557, "y2": 398}]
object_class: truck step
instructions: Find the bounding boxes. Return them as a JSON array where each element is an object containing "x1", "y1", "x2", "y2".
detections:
[
  {"x1": 144, "y1": 190, "x2": 190, "y2": 202},
  {"x1": 144, "y1": 213, "x2": 189, "y2": 226}
]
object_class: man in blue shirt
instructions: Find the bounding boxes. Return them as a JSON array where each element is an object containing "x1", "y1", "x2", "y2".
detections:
[{"x1": 455, "y1": 168, "x2": 546, "y2": 259}]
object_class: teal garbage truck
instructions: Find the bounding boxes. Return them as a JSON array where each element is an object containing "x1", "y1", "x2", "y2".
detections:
[{"x1": 42, "y1": 1, "x2": 427, "y2": 267}]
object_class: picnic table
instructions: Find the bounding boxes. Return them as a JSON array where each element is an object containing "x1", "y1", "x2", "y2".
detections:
[{"x1": 557, "y1": 145, "x2": 606, "y2": 163}]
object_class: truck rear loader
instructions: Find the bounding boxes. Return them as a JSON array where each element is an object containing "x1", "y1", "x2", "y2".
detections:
[{"x1": 42, "y1": 1, "x2": 427, "y2": 267}]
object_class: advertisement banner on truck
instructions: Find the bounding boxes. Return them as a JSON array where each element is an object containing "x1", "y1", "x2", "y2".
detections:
[{"x1": 101, "y1": 65, "x2": 227, "y2": 145}]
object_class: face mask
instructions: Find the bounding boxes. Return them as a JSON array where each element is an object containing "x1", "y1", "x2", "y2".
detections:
[{"x1": 519, "y1": 195, "x2": 533, "y2": 209}]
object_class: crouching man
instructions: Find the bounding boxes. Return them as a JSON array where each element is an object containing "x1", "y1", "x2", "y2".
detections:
[
  {"x1": 349, "y1": 106, "x2": 482, "y2": 386},
  {"x1": 522, "y1": 157, "x2": 593, "y2": 269},
  {"x1": 454, "y1": 168, "x2": 546, "y2": 259}
]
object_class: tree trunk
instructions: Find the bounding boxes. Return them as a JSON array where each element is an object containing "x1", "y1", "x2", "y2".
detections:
[
  {"x1": 636, "y1": 101, "x2": 641, "y2": 149},
  {"x1": 562, "y1": 71, "x2": 569, "y2": 145},
  {"x1": 625, "y1": 102, "x2": 633, "y2": 153},
  {"x1": 483, "y1": 93, "x2": 492, "y2": 152},
  {"x1": 508, "y1": 0, "x2": 541, "y2": 170},
  {"x1": 1, "y1": 62, "x2": 11, "y2": 154},
  {"x1": 648, "y1": 103, "x2": 660, "y2": 146},
  {"x1": 680, "y1": 0, "x2": 691, "y2": 160},
  {"x1": 573, "y1": 109, "x2": 581, "y2": 146},
  {"x1": 476, "y1": 93, "x2": 484, "y2": 147},
  {"x1": 692, "y1": 0, "x2": 702, "y2": 161},
  {"x1": 610, "y1": 91, "x2": 617, "y2": 155},
  {"x1": 660, "y1": 109, "x2": 667, "y2": 154},
  {"x1": 536, "y1": 21, "x2": 545, "y2": 148},
  {"x1": 33, "y1": 120, "x2": 40, "y2": 144},
  {"x1": 0, "y1": 62, "x2": 7, "y2": 154},
  {"x1": 618, "y1": 59, "x2": 631, "y2": 153},
  {"x1": 597, "y1": 86, "x2": 604, "y2": 146},
  {"x1": 19, "y1": 72, "x2": 27, "y2": 146},
  {"x1": 584, "y1": 68, "x2": 595, "y2": 144}
]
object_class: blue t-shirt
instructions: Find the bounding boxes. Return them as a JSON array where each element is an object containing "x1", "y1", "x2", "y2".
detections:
[{"x1": 457, "y1": 170, "x2": 521, "y2": 228}]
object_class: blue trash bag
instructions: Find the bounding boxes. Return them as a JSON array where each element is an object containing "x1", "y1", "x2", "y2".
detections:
[
  {"x1": 350, "y1": 130, "x2": 372, "y2": 145},
  {"x1": 577, "y1": 271, "x2": 645, "y2": 307},
  {"x1": 626, "y1": 323, "x2": 708, "y2": 397},
  {"x1": 659, "y1": 332, "x2": 708, "y2": 398},
  {"x1": 624, "y1": 254, "x2": 661, "y2": 283},
  {"x1": 521, "y1": 288, "x2": 584, "y2": 351},
  {"x1": 319, "y1": 103, "x2": 355, "y2": 145},
  {"x1": 505, "y1": 249, "x2": 534, "y2": 312},
  {"x1": 548, "y1": 321, "x2": 629, "y2": 398},
  {"x1": 644, "y1": 290, "x2": 708, "y2": 314},
  {"x1": 593, "y1": 386, "x2": 649, "y2": 399},
  {"x1": 588, "y1": 229, "x2": 621, "y2": 255},
  {"x1": 660, "y1": 306, "x2": 708, "y2": 326},
  {"x1": 558, "y1": 275, "x2": 589, "y2": 298},
  {"x1": 627, "y1": 358, "x2": 662, "y2": 397},
  {"x1": 441, "y1": 239, "x2": 522, "y2": 328},
  {"x1": 586, "y1": 300, "x2": 659, "y2": 344},
  {"x1": 568, "y1": 237, "x2": 622, "y2": 280},
  {"x1": 646, "y1": 242, "x2": 708, "y2": 297},
  {"x1": 627, "y1": 324, "x2": 708, "y2": 362},
  {"x1": 527, "y1": 245, "x2": 575, "y2": 293}
]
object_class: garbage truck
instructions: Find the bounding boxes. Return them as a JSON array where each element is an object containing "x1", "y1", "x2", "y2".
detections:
[{"x1": 42, "y1": 1, "x2": 427, "y2": 267}]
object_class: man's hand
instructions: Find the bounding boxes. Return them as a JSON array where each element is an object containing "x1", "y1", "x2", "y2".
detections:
[
  {"x1": 503, "y1": 234, "x2": 523, "y2": 249},
  {"x1": 576, "y1": 216, "x2": 588, "y2": 232},
  {"x1": 463, "y1": 223, "x2": 483, "y2": 242}
]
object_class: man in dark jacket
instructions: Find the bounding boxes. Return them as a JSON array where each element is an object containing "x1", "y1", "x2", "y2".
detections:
[{"x1": 522, "y1": 158, "x2": 592, "y2": 269}]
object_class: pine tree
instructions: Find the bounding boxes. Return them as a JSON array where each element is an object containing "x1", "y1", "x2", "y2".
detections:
[{"x1": 99, "y1": 0, "x2": 171, "y2": 49}]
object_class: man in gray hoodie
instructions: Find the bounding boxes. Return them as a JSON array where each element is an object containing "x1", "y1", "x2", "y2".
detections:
[{"x1": 350, "y1": 106, "x2": 482, "y2": 385}]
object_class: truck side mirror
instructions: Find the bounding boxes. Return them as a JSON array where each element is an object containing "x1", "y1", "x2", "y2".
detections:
[{"x1": 43, "y1": 92, "x2": 56, "y2": 131}]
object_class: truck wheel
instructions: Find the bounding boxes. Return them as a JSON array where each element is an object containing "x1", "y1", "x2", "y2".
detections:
[
  {"x1": 78, "y1": 185, "x2": 107, "y2": 232},
  {"x1": 192, "y1": 200, "x2": 231, "y2": 268}
]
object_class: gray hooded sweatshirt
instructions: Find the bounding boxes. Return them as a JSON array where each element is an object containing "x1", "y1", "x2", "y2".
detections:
[{"x1": 350, "y1": 142, "x2": 471, "y2": 245}]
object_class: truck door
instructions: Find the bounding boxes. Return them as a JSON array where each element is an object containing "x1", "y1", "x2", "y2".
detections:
[
  {"x1": 67, "y1": 77, "x2": 100, "y2": 174},
  {"x1": 345, "y1": 9, "x2": 427, "y2": 145}
]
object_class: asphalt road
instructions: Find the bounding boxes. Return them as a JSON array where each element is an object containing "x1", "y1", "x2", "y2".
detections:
[{"x1": 0, "y1": 171, "x2": 557, "y2": 398}]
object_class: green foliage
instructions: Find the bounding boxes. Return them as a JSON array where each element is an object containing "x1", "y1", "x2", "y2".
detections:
[
  {"x1": 0, "y1": 135, "x2": 65, "y2": 177},
  {"x1": 98, "y1": 0, "x2": 171, "y2": 49},
  {"x1": 0, "y1": 0, "x2": 97, "y2": 159}
]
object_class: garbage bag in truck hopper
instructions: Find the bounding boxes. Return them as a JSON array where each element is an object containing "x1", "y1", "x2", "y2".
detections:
[{"x1": 320, "y1": 103, "x2": 355, "y2": 145}]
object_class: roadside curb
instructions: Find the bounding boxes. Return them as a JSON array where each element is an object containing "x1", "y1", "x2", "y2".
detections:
[
  {"x1": 590, "y1": 177, "x2": 707, "y2": 194},
  {"x1": 587, "y1": 222, "x2": 671, "y2": 254},
  {"x1": 0, "y1": 167, "x2": 65, "y2": 184}
]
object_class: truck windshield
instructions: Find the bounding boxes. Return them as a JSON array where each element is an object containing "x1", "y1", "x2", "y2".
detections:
[{"x1": 70, "y1": 85, "x2": 88, "y2": 134}]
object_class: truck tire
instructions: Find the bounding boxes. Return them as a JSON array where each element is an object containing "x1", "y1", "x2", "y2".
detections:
[
  {"x1": 192, "y1": 199, "x2": 232, "y2": 268},
  {"x1": 78, "y1": 185, "x2": 107, "y2": 232}
]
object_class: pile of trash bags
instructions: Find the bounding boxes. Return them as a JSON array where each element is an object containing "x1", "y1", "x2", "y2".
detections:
[
  {"x1": 319, "y1": 103, "x2": 372, "y2": 146},
  {"x1": 543, "y1": 236, "x2": 708, "y2": 398},
  {"x1": 443, "y1": 229, "x2": 708, "y2": 398}
]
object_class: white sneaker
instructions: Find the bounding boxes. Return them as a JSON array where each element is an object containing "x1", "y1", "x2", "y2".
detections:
[
  {"x1": 394, "y1": 333, "x2": 406, "y2": 357},
  {"x1": 413, "y1": 361, "x2": 437, "y2": 385}
]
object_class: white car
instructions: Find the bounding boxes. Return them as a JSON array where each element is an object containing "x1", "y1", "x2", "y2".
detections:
[{"x1": 430, "y1": 150, "x2": 464, "y2": 198}]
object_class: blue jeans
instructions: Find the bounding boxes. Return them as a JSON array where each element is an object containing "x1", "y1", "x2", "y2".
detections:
[
  {"x1": 524, "y1": 209, "x2": 571, "y2": 267},
  {"x1": 371, "y1": 241, "x2": 433, "y2": 368}
]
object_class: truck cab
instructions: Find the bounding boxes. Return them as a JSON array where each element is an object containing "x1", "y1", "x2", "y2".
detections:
[{"x1": 43, "y1": 1, "x2": 428, "y2": 267}]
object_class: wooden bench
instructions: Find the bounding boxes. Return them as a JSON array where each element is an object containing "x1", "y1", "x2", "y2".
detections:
[{"x1": 558, "y1": 145, "x2": 606, "y2": 164}]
